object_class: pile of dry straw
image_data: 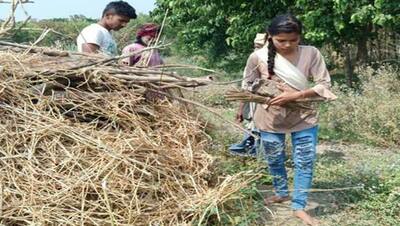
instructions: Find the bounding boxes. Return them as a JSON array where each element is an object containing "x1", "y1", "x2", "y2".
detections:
[{"x1": 0, "y1": 43, "x2": 256, "y2": 225}]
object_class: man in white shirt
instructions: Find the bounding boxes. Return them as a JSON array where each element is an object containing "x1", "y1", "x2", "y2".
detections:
[{"x1": 77, "y1": 1, "x2": 137, "y2": 56}]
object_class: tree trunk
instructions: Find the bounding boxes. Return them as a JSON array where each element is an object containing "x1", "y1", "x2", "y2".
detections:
[
  {"x1": 356, "y1": 24, "x2": 372, "y2": 64},
  {"x1": 356, "y1": 38, "x2": 368, "y2": 64},
  {"x1": 344, "y1": 47, "x2": 354, "y2": 88}
]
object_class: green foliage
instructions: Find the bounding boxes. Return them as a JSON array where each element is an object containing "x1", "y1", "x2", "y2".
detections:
[
  {"x1": 153, "y1": 0, "x2": 295, "y2": 72},
  {"x1": 297, "y1": 0, "x2": 399, "y2": 48},
  {"x1": 153, "y1": 0, "x2": 399, "y2": 75}
]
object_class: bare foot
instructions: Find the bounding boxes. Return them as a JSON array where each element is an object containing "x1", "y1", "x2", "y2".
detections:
[
  {"x1": 264, "y1": 195, "x2": 291, "y2": 205},
  {"x1": 293, "y1": 210, "x2": 319, "y2": 226}
]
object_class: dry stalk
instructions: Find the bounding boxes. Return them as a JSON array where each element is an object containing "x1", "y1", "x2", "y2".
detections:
[
  {"x1": 0, "y1": 0, "x2": 33, "y2": 37},
  {"x1": 224, "y1": 88, "x2": 327, "y2": 110}
]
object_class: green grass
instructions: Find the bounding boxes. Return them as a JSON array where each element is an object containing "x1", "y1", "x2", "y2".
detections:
[{"x1": 314, "y1": 144, "x2": 400, "y2": 226}]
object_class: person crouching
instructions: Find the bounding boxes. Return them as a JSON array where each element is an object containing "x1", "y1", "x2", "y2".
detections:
[{"x1": 122, "y1": 23, "x2": 163, "y2": 67}]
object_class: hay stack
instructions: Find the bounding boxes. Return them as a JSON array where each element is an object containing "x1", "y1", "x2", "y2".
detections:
[{"x1": 0, "y1": 45, "x2": 256, "y2": 225}]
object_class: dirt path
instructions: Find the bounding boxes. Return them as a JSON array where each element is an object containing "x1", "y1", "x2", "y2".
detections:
[{"x1": 257, "y1": 142, "x2": 400, "y2": 226}]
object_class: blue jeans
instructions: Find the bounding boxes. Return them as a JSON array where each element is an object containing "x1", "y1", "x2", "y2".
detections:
[{"x1": 260, "y1": 126, "x2": 318, "y2": 210}]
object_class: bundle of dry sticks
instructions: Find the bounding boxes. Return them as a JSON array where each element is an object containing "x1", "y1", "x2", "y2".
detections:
[
  {"x1": 0, "y1": 43, "x2": 258, "y2": 225},
  {"x1": 224, "y1": 78, "x2": 326, "y2": 109}
]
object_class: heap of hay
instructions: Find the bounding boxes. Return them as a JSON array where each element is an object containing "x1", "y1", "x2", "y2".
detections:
[{"x1": 0, "y1": 44, "x2": 255, "y2": 225}]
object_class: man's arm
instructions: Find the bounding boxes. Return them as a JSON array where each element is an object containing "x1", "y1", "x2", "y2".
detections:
[{"x1": 81, "y1": 43, "x2": 100, "y2": 54}]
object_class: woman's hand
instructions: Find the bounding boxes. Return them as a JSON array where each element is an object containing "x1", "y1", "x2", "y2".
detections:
[
  {"x1": 269, "y1": 84, "x2": 303, "y2": 106},
  {"x1": 235, "y1": 102, "x2": 245, "y2": 123},
  {"x1": 235, "y1": 110, "x2": 244, "y2": 123}
]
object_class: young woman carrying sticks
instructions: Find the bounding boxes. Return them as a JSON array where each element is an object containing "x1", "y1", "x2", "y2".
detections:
[{"x1": 240, "y1": 14, "x2": 336, "y2": 225}]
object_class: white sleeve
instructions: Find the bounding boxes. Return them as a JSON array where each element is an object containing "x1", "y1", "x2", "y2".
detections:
[{"x1": 78, "y1": 26, "x2": 103, "y2": 47}]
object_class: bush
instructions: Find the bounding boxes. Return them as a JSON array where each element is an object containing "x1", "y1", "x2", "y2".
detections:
[{"x1": 320, "y1": 65, "x2": 400, "y2": 147}]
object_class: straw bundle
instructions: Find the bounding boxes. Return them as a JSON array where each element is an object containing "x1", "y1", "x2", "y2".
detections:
[
  {"x1": 225, "y1": 79, "x2": 326, "y2": 109},
  {"x1": 0, "y1": 45, "x2": 257, "y2": 225}
]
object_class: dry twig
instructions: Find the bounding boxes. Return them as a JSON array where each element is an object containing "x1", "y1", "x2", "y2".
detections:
[{"x1": 0, "y1": 0, "x2": 33, "y2": 36}]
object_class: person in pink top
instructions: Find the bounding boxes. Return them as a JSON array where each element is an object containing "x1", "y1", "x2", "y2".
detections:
[{"x1": 122, "y1": 23, "x2": 163, "y2": 67}]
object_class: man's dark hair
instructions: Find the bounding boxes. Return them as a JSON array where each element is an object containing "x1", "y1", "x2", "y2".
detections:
[{"x1": 102, "y1": 1, "x2": 137, "y2": 19}]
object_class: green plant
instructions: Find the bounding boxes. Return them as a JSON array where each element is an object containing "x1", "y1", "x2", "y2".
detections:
[
  {"x1": 314, "y1": 144, "x2": 400, "y2": 225},
  {"x1": 320, "y1": 65, "x2": 400, "y2": 147},
  {"x1": 152, "y1": 0, "x2": 400, "y2": 80}
]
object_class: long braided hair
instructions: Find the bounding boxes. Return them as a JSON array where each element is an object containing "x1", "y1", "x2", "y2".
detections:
[{"x1": 266, "y1": 14, "x2": 303, "y2": 77}]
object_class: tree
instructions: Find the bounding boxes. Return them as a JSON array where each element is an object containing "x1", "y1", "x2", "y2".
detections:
[
  {"x1": 153, "y1": 0, "x2": 400, "y2": 84},
  {"x1": 295, "y1": 0, "x2": 400, "y2": 86},
  {"x1": 153, "y1": 0, "x2": 295, "y2": 72}
]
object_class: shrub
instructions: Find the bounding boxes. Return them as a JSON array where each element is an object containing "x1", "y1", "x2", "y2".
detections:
[{"x1": 320, "y1": 65, "x2": 400, "y2": 147}]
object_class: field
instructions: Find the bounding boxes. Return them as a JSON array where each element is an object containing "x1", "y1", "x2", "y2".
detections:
[{"x1": 1, "y1": 0, "x2": 399, "y2": 225}]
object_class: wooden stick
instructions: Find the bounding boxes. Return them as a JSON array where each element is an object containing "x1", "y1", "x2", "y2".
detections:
[
  {"x1": 259, "y1": 185, "x2": 364, "y2": 193},
  {"x1": 146, "y1": 87, "x2": 258, "y2": 138},
  {"x1": 151, "y1": 64, "x2": 223, "y2": 75},
  {"x1": 67, "y1": 44, "x2": 172, "y2": 71},
  {"x1": 0, "y1": 40, "x2": 69, "y2": 56},
  {"x1": 145, "y1": 8, "x2": 169, "y2": 66}
]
